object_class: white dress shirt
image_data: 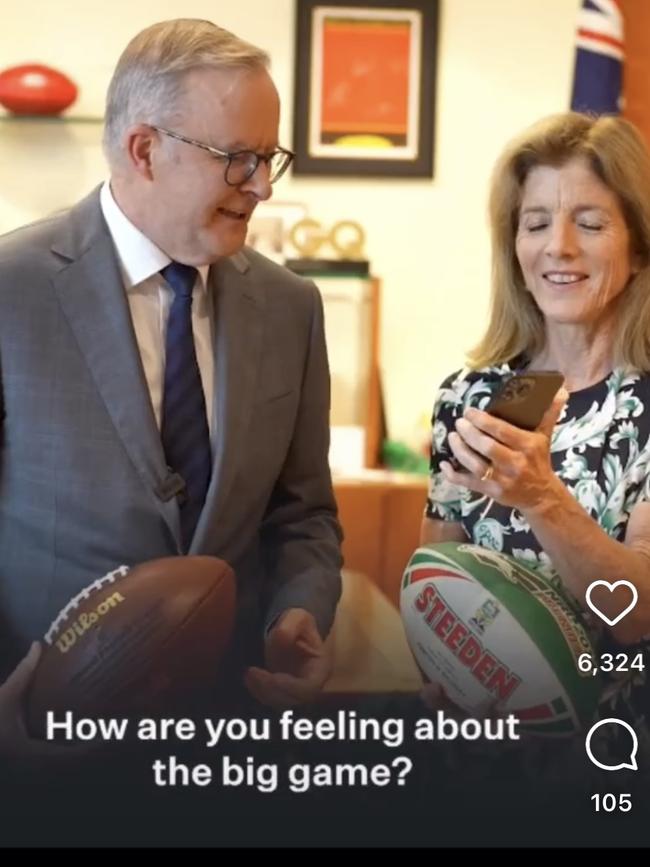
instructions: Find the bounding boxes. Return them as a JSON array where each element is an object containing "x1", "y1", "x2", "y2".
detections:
[{"x1": 99, "y1": 182, "x2": 215, "y2": 452}]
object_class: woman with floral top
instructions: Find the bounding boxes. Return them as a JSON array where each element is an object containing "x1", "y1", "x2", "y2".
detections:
[{"x1": 422, "y1": 112, "x2": 650, "y2": 744}]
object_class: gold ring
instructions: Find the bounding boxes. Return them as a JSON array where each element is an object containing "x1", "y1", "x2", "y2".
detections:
[{"x1": 480, "y1": 464, "x2": 494, "y2": 482}]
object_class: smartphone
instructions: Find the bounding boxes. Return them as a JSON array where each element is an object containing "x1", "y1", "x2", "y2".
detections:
[
  {"x1": 446, "y1": 370, "x2": 564, "y2": 471},
  {"x1": 484, "y1": 370, "x2": 565, "y2": 431}
]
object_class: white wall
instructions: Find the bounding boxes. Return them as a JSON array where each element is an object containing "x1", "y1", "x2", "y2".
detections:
[{"x1": 0, "y1": 0, "x2": 579, "y2": 445}]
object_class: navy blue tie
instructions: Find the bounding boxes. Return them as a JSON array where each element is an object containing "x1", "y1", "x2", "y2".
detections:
[{"x1": 160, "y1": 261, "x2": 212, "y2": 551}]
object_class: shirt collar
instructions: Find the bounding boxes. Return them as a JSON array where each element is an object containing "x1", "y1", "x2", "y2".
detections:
[{"x1": 99, "y1": 181, "x2": 209, "y2": 291}]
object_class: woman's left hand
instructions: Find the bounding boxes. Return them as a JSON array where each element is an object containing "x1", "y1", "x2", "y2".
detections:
[{"x1": 440, "y1": 389, "x2": 568, "y2": 512}]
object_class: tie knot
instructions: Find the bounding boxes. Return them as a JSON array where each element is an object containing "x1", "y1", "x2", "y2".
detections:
[{"x1": 161, "y1": 261, "x2": 198, "y2": 298}]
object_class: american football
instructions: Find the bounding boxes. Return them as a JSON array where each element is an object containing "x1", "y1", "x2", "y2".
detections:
[{"x1": 26, "y1": 556, "x2": 236, "y2": 737}]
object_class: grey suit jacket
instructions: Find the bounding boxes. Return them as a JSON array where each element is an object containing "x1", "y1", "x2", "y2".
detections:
[{"x1": 0, "y1": 188, "x2": 343, "y2": 677}]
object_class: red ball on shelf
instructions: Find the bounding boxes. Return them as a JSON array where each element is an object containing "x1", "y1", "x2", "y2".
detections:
[{"x1": 0, "y1": 64, "x2": 78, "y2": 116}]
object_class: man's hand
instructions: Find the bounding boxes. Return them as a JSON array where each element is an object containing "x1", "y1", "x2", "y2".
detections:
[
  {"x1": 245, "y1": 608, "x2": 331, "y2": 708},
  {"x1": 0, "y1": 642, "x2": 89, "y2": 766},
  {"x1": 0, "y1": 642, "x2": 47, "y2": 760}
]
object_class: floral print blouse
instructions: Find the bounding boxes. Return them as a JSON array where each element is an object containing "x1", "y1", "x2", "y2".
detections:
[{"x1": 426, "y1": 359, "x2": 650, "y2": 761}]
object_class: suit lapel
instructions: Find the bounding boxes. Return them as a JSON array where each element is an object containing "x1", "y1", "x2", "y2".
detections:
[
  {"x1": 51, "y1": 189, "x2": 182, "y2": 549},
  {"x1": 192, "y1": 253, "x2": 264, "y2": 551}
]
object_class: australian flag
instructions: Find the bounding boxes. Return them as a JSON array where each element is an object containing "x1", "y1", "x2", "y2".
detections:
[{"x1": 570, "y1": 0, "x2": 624, "y2": 115}]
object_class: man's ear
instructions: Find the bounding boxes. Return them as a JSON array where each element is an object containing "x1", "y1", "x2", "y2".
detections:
[{"x1": 123, "y1": 124, "x2": 158, "y2": 180}]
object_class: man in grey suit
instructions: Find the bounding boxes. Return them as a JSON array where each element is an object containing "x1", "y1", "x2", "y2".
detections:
[{"x1": 0, "y1": 18, "x2": 342, "y2": 752}]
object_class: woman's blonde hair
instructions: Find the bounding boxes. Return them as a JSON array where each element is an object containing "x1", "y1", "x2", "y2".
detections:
[{"x1": 468, "y1": 112, "x2": 650, "y2": 371}]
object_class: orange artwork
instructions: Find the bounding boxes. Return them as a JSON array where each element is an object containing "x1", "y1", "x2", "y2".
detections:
[
  {"x1": 320, "y1": 18, "x2": 411, "y2": 146},
  {"x1": 292, "y1": 0, "x2": 438, "y2": 177}
]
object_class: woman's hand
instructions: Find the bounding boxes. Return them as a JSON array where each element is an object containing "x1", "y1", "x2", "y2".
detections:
[
  {"x1": 420, "y1": 681, "x2": 470, "y2": 719},
  {"x1": 440, "y1": 389, "x2": 568, "y2": 512}
]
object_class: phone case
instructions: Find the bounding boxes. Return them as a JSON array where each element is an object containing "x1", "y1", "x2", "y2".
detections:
[{"x1": 485, "y1": 371, "x2": 564, "y2": 431}]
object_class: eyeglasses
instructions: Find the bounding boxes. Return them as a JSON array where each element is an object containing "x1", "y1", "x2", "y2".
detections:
[{"x1": 151, "y1": 125, "x2": 294, "y2": 185}]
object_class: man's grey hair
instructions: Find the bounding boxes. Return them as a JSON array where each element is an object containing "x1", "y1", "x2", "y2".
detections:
[{"x1": 103, "y1": 18, "x2": 270, "y2": 167}]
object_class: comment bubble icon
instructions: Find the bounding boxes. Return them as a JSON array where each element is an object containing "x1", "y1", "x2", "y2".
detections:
[{"x1": 585, "y1": 718, "x2": 638, "y2": 772}]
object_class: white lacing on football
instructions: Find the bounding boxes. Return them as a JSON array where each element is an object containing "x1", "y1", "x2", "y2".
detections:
[{"x1": 43, "y1": 565, "x2": 130, "y2": 645}]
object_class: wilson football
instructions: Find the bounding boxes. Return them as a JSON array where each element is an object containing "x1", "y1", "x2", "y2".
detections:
[{"x1": 26, "y1": 556, "x2": 236, "y2": 737}]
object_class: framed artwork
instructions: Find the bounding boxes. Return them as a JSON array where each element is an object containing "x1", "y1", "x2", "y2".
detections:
[{"x1": 292, "y1": 0, "x2": 439, "y2": 178}]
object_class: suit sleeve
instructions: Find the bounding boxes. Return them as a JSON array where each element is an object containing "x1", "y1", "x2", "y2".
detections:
[
  {"x1": 0, "y1": 357, "x2": 3, "y2": 448},
  {"x1": 259, "y1": 283, "x2": 343, "y2": 639}
]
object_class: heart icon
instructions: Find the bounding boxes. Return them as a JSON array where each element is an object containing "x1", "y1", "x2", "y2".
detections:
[{"x1": 586, "y1": 580, "x2": 638, "y2": 627}]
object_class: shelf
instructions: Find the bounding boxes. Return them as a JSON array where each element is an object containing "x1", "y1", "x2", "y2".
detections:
[{"x1": 0, "y1": 114, "x2": 102, "y2": 124}]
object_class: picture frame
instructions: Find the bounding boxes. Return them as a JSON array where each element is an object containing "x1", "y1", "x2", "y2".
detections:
[
  {"x1": 247, "y1": 200, "x2": 308, "y2": 263},
  {"x1": 292, "y1": 0, "x2": 439, "y2": 178}
]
